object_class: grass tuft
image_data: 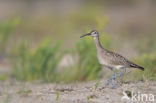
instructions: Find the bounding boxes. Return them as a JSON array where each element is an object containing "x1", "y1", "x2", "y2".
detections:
[{"x1": 9, "y1": 38, "x2": 63, "y2": 82}]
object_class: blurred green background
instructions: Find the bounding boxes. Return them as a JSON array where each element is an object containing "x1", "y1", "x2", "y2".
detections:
[{"x1": 0, "y1": 0, "x2": 156, "y2": 83}]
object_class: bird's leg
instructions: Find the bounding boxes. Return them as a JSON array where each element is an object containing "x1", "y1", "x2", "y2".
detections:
[
  {"x1": 115, "y1": 71, "x2": 123, "y2": 85},
  {"x1": 105, "y1": 71, "x2": 122, "y2": 88},
  {"x1": 105, "y1": 71, "x2": 116, "y2": 86},
  {"x1": 116, "y1": 71, "x2": 123, "y2": 78},
  {"x1": 112, "y1": 71, "x2": 117, "y2": 88},
  {"x1": 105, "y1": 68, "x2": 114, "y2": 85},
  {"x1": 113, "y1": 71, "x2": 116, "y2": 80},
  {"x1": 105, "y1": 77, "x2": 113, "y2": 85},
  {"x1": 112, "y1": 71, "x2": 124, "y2": 88}
]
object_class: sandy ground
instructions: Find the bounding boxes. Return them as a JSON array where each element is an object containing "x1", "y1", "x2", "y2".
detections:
[
  {"x1": 0, "y1": 80, "x2": 156, "y2": 103},
  {"x1": 0, "y1": 61, "x2": 155, "y2": 103}
]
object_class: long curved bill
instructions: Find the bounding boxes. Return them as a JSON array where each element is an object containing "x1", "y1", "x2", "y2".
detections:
[{"x1": 80, "y1": 33, "x2": 91, "y2": 38}]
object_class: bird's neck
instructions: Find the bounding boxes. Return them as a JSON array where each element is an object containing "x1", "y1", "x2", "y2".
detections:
[{"x1": 93, "y1": 36, "x2": 103, "y2": 50}]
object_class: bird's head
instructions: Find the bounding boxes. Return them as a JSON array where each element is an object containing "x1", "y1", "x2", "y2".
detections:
[{"x1": 80, "y1": 30, "x2": 99, "y2": 38}]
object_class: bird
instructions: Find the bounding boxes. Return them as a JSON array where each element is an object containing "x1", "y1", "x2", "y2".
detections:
[{"x1": 80, "y1": 30, "x2": 144, "y2": 88}]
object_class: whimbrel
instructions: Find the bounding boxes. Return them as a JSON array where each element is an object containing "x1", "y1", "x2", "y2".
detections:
[{"x1": 80, "y1": 30, "x2": 144, "y2": 88}]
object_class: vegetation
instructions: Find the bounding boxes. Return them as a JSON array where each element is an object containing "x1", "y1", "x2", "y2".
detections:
[
  {"x1": 0, "y1": 6, "x2": 155, "y2": 83},
  {"x1": 9, "y1": 31, "x2": 111, "y2": 82},
  {"x1": 7, "y1": 7, "x2": 112, "y2": 82},
  {"x1": 119, "y1": 51, "x2": 156, "y2": 82},
  {"x1": 0, "y1": 18, "x2": 20, "y2": 52},
  {"x1": 7, "y1": 20, "x2": 156, "y2": 83},
  {"x1": 134, "y1": 52, "x2": 156, "y2": 81},
  {"x1": 0, "y1": 18, "x2": 20, "y2": 82},
  {"x1": 10, "y1": 39, "x2": 63, "y2": 82},
  {"x1": 56, "y1": 91, "x2": 60, "y2": 101}
]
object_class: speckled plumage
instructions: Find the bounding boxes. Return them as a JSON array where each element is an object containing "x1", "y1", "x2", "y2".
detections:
[{"x1": 94, "y1": 34, "x2": 144, "y2": 71}]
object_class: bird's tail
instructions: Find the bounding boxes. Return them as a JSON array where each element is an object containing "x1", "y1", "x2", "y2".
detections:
[{"x1": 130, "y1": 63, "x2": 144, "y2": 71}]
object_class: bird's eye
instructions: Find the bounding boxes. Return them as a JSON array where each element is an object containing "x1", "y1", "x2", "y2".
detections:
[{"x1": 94, "y1": 31, "x2": 97, "y2": 34}]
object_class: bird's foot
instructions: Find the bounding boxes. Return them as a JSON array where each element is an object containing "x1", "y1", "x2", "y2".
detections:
[
  {"x1": 112, "y1": 82, "x2": 117, "y2": 89},
  {"x1": 105, "y1": 77, "x2": 113, "y2": 86}
]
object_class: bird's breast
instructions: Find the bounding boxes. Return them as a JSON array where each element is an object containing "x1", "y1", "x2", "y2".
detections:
[{"x1": 97, "y1": 53, "x2": 109, "y2": 66}]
